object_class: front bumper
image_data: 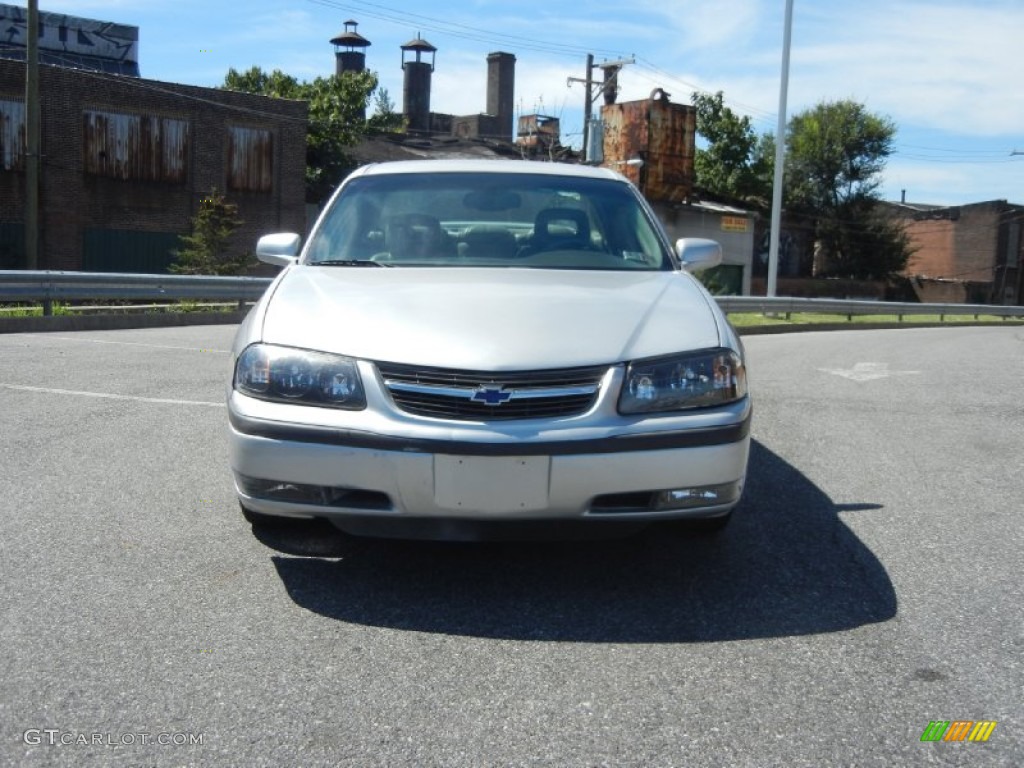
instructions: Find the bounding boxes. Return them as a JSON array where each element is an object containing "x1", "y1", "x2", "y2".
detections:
[{"x1": 228, "y1": 394, "x2": 751, "y2": 526}]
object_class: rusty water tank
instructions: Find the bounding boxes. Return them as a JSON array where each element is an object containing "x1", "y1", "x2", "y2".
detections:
[{"x1": 601, "y1": 88, "x2": 696, "y2": 202}]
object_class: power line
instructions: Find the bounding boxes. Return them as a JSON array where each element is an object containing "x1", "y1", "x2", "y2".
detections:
[
  {"x1": 632, "y1": 57, "x2": 778, "y2": 127},
  {"x1": 893, "y1": 153, "x2": 1024, "y2": 164},
  {"x1": 306, "y1": 0, "x2": 623, "y2": 58},
  {"x1": 896, "y1": 143, "x2": 1017, "y2": 155}
]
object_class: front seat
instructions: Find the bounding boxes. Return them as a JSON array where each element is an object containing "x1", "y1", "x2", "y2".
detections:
[
  {"x1": 522, "y1": 208, "x2": 592, "y2": 255},
  {"x1": 382, "y1": 213, "x2": 452, "y2": 260}
]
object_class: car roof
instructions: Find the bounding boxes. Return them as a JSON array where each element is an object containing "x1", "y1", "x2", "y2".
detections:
[{"x1": 348, "y1": 158, "x2": 626, "y2": 182}]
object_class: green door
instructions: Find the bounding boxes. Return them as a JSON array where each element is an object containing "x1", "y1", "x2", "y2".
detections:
[{"x1": 82, "y1": 229, "x2": 182, "y2": 273}]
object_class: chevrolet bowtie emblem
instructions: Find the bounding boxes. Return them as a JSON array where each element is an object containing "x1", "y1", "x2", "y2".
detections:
[{"x1": 470, "y1": 386, "x2": 513, "y2": 406}]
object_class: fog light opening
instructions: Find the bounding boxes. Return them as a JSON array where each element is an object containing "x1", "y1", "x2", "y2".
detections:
[
  {"x1": 234, "y1": 473, "x2": 391, "y2": 510},
  {"x1": 654, "y1": 481, "x2": 740, "y2": 511}
]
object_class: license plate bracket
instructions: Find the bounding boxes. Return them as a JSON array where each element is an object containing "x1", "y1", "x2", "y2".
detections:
[{"x1": 433, "y1": 455, "x2": 550, "y2": 513}]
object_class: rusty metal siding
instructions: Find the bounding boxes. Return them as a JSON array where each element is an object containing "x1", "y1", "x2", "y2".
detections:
[
  {"x1": 600, "y1": 94, "x2": 695, "y2": 202},
  {"x1": 0, "y1": 98, "x2": 26, "y2": 172},
  {"x1": 161, "y1": 119, "x2": 189, "y2": 183},
  {"x1": 83, "y1": 110, "x2": 189, "y2": 183},
  {"x1": 646, "y1": 98, "x2": 695, "y2": 201},
  {"x1": 227, "y1": 126, "x2": 273, "y2": 193},
  {"x1": 601, "y1": 100, "x2": 648, "y2": 189}
]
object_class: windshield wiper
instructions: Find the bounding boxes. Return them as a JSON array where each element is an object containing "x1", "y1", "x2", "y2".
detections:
[{"x1": 311, "y1": 259, "x2": 390, "y2": 267}]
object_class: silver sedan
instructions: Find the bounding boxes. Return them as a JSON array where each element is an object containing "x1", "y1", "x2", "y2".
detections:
[{"x1": 228, "y1": 159, "x2": 750, "y2": 540}]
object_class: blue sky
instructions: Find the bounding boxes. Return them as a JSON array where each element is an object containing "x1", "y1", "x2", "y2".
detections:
[{"x1": 37, "y1": 0, "x2": 1024, "y2": 206}]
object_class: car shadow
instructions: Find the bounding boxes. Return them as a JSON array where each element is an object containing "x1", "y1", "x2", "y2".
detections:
[{"x1": 256, "y1": 440, "x2": 897, "y2": 642}]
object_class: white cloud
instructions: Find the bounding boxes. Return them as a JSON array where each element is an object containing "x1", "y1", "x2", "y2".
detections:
[
  {"x1": 882, "y1": 154, "x2": 1024, "y2": 206},
  {"x1": 881, "y1": 160, "x2": 974, "y2": 204},
  {"x1": 786, "y1": 2, "x2": 1024, "y2": 136},
  {"x1": 622, "y1": 0, "x2": 763, "y2": 51}
]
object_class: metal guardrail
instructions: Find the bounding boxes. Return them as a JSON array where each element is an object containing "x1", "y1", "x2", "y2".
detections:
[
  {"x1": 716, "y1": 296, "x2": 1024, "y2": 319},
  {"x1": 2, "y1": 270, "x2": 1023, "y2": 319},
  {"x1": 0, "y1": 270, "x2": 272, "y2": 305}
]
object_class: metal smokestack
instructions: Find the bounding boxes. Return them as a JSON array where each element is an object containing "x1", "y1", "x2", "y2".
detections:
[
  {"x1": 330, "y1": 19, "x2": 371, "y2": 76},
  {"x1": 486, "y1": 52, "x2": 515, "y2": 143},
  {"x1": 401, "y1": 34, "x2": 436, "y2": 134}
]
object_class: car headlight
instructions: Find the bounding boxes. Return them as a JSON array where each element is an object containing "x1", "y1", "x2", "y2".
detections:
[
  {"x1": 619, "y1": 348, "x2": 747, "y2": 414},
  {"x1": 234, "y1": 343, "x2": 366, "y2": 410}
]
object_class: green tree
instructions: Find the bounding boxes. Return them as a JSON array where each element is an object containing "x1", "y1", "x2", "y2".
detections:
[
  {"x1": 222, "y1": 66, "x2": 381, "y2": 203},
  {"x1": 171, "y1": 189, "x2": 251, "y2": 275},
  {"x1": 304, "y1": 70, "x2": 380, "y2": 202},
  {"x1": 367, "y1": 87, "x2": 404, "y2": 133},
  {"x1": 785, "y1": 99, "x2": 911, "y2": 278},
  {"x1": 786, "y1": 99, "x2": 894, "y2": 211},
  {"x1": 223, "y1": 66, "x2": 302, "y2": 99},
  {"x1": 693, "y1": 93, "x2": 911, "y2": 279},
  {"x1": 820, "y1": 197, "x2": 916, "y2": 280},
  {"x1": 692, "y1": 91, "x2": 773, "y2": 203}
]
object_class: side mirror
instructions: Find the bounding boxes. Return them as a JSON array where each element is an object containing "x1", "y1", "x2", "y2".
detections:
[
  {"x1": 675, "y1": 238, "x2": 722, "y2": 272},
  {"x1": 256, "y1": 233, "x2": 301, "y2": 267}
]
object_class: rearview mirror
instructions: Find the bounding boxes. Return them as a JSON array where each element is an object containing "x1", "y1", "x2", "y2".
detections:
[
  {"x1": 463, "y1": 189, "x2": 522, "y2": 212},
  {"x1": 256, "y1": 233, "x2": 301, "y2": 267},
  {"x1": 676, "y1": 238, "x2": 722, "y2": 272}
]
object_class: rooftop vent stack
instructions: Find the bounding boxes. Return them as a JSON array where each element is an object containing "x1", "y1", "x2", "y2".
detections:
[
  {"x1": 486, "y1": 52, "x2": 516, "y2": 143},
  {"x1": 401, "y1": 34, "x2": 437, "y2": 134},
  {"x1": 330, "y1": 20, "x2": 371, "y2": 76}
]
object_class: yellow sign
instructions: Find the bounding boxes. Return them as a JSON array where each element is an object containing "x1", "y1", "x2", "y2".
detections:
[{"x1": 721, "y1": 215, "x2": 749, "y2": 233}]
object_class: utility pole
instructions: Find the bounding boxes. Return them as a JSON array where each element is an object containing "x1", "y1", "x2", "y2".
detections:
[
  {"x1": 582, "y1": 54, "x2": 594, "y2": 161},
  {"x1": 25, "y1": 0, "x2": 40, "y2": 270},
  {"x1": 567, "y1": 54, "x2": 634, "y2": 162},
  {"x1": 766, "y1": 0, "x2": 794, "y2": 298}
]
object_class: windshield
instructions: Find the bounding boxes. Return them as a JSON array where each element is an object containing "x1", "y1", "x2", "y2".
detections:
[{"x1": 305, "y1": 171, "x2": 672, "y2": 270}]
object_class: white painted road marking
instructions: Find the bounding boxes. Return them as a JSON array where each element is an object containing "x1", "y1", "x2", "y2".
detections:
[
  {"x1": 1, "y1": 383, "x2": 225, "y2": 408},
  {"x1": 0, "y1": 335, "x2": 229, "y2": 353},
  {"x1": 818, "y1": 362, "x2": 921, "y2": 382}
]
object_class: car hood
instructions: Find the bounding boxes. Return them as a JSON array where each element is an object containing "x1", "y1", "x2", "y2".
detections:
[{"x1": 259, "y1": 266, "x2": 722, "y2": 369}]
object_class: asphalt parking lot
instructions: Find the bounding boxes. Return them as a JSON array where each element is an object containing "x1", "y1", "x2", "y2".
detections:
[{"x1": 1, "y1": 324, "x2": 1021, "y2": 767}]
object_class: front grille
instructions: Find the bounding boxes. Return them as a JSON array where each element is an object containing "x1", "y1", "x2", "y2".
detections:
[{"x1": 376, "y1": 362, "x2": 608, "y2": 421}]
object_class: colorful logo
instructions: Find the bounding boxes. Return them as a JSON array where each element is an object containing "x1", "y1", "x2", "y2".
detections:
[{"x1": 920, "y1": 721, "x2": 997, "y2": 742}]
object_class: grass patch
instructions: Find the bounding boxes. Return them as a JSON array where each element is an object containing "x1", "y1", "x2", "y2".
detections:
[
  {"x1": 0, "y1": 302, "x2": 71, "y2": 317},
  {"x1": 0, "y1": 301, "x2": 242, "y2": 316}
]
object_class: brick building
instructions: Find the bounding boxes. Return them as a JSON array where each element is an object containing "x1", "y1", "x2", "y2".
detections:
[
  {"x1": 0, "y1": 5, "x2": 307, "y2": 273},
  {"x1": 887, "y1": 200, "x2": 1024, "y2": 304}
]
